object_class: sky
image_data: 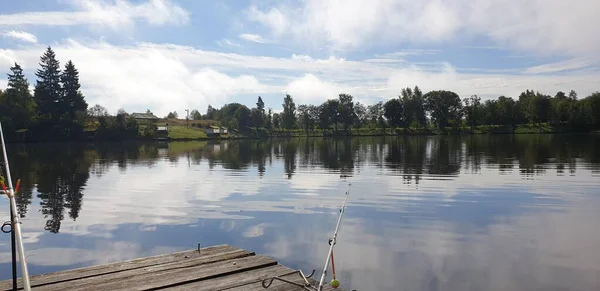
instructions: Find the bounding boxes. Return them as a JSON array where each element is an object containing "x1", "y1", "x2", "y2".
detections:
[{"x1": 0, "y1": 0, "x2": 599, "y2": 117}]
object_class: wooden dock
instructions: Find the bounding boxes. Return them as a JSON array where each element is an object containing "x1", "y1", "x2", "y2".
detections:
[{"x1": 0, "y1": 244, "x2": 344, "y2": 291}]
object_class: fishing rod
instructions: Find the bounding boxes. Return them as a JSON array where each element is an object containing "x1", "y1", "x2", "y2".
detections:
[
  {"x1": 317, "y1": 184, "x2": 350, "y2": 290},
  {"x1": 0, "y1": 122, "x2": 31, "y2": 291},
  {"x1": 262, "y1": 184, "x2": 351, "y2": 291}
]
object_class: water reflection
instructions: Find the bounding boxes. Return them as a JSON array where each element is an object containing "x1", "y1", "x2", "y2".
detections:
[
  {"x1": 4, "y1": 134, "x2": 600, "y2": 232},
  {"x1": 0, "y1": 135, "x2": 599, "y2": 290}
]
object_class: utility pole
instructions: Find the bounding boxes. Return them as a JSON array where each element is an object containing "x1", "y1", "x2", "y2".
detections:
[{"x1": 185, "y1": 109, "x2": 189, "y2": 128}]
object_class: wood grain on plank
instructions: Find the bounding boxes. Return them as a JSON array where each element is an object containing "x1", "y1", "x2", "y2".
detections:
[
  {"x1": 0, "y1": 245, "x2": 346, "y2": 291},
  {"x1": 166, "y1": 264, "x2": 299, "y2": 291},
  {"x1": 222, "y1": 270, "x2": 317, "y2": 291},
  {"x1": 39, "y1": 249, "x2": 257, "y2": 291},
  {"x1": 220, "y1": 271, "x2": 342, "y2": 291},
  {"x1": 0, "y1": 244, "x2": 236, "y2": 291}
]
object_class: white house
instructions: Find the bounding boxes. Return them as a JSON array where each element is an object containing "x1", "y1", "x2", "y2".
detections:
[
  {"x1": 204, "y1": 126, "x2": 228, "y2": 136},
  {"x1": 204, "y1": 125, "x2": 221, "y2": 135}
]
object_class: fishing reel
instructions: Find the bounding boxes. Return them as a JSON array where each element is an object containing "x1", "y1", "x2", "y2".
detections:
[
  {"x1": 1, "y1": 220, "x2": 12, "y2": 233},
  {"x1": 1, "y1": 175, "x2": 15, "y2": 234}
]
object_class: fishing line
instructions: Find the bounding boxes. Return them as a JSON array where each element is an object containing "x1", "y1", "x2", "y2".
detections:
[
  {"x1": 317, "y1": 184, "x2": 350, "y2": 290},
  {"x1": 261, "y1": 183, "x2": 352, "y2": 291}
]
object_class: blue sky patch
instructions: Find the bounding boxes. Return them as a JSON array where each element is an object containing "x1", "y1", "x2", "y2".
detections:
[{"x1": 0, "y1": 0, "x2": 598, "y2": 116}]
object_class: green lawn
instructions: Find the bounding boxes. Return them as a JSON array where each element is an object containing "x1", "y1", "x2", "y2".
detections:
[
  {"x1": 513, "y1": 123, "x2": 554, "y2": 134},
  {"x1": 163, "y1": 123, "x2": 573, "y2": 140},
  {"x1": 168, "y1": 125, "x2": 209, "y2": 139}
]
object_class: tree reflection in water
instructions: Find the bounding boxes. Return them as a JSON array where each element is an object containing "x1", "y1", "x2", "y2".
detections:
[{"x1": 5, "y1": 134, "x2": 599, "y2": 233}]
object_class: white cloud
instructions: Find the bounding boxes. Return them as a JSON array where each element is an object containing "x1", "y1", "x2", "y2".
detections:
[
  {"x1": 246, "y1": 0, "x2": 599, "y2": 57},
  {"x1": 285, "y1": 74, "x2": 345, "y2": 104},
  {"x1": 290, "y1": 54, "x2": 346, "y2": 64},
  {"x1": 466, "y1": 0, "x2": 597, "y2": 57},
  {"x1": 290, "y1": 54, "x2": 313, "y2": 62},
  {"x1": 238, "y1": 33, "x2": 267, "y2": 43},
  {"x1": 246, "y1": 0, "x2": 461, "y2": 51},
  {"x1": 385, "y1": 65, "x2": 600, "y2": 101},
  {"x1": 0, "y1": 48, "x2": 23, "y2": 69},
  {"x1": 386, "y1": 63, "x2": 459, "y2": 94},
  {"x1": 0, "y1": 0, "x2": 189, "y2": 30},
  {"x1": 524, "y1": 58, "x2": 595, "y2": 74},
  {"x1": 2, "y1": 30, "x2": 37, "y2": 43},
  {"x1": 1, "y1": 40, "x2": 599, "y2": 116},
  {"x1": 365, "y1": 50, "x2": 439, "y2": 64},
  {"x1": 246, "y1": 5, "x2": 289, "y2": 35},
  {"x1": 0, "y1": 40, "x2": 272, "y2": 117},
  {"x1": 216, "y1": 39, "x2": 241, "y2": 48}
]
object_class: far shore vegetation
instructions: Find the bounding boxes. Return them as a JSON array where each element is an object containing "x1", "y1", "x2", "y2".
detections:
[{"x1": 1, "y1": 46, "x2": 599, "y2": 142}]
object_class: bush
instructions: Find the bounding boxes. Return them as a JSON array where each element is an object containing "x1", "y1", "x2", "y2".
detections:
[{"x1": 143, "y1": 124, "x2": 157, "y2": 138}]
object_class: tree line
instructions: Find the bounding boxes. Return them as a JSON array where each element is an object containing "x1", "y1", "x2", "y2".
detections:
[
  {"x1": 0, "y1": 46, "x2": 91, "y2": 139},
  {"x1": 2, "y1": 47, "x2": 599, "y2": 141},
  {"x1": 0, "y1": 47, "x2": 149, "y2": 141},
  {"x1": 192, "y1": 87, "x2": 600, "y2": 133}
]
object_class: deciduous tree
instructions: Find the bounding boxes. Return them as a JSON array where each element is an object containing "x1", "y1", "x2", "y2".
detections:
[{"x1": 424, "y1": 90, "x2": 462, "y2": 128}]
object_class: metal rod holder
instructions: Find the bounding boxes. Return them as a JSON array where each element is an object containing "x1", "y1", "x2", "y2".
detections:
[{"x1": 261, "y1": 269, "x2": 317, "y2": 291}]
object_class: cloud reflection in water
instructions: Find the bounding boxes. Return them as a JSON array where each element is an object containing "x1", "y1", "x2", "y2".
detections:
[{"x1": 0, "y1": 135, "x2": 598, "y2": 290}]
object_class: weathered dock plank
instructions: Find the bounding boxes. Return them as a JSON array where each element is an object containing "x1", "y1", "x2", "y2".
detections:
[
  {"x1": 1, "y1": 244, "x2": 236, "y2": 290},
  {"x1": 41, "y1": 250, "x2": 260, "y2": 291},
  {"x1": 167, "y1": 264, "x2": 298, "y2": 291},
  {"x1": 0, "y1": 245, "x2": 346, "y2": 291},
  {"x1": 223, "y1": 271, "x2": 338, "y2": 291}
]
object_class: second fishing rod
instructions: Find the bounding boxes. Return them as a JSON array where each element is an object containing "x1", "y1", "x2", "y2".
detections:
[{"x1": 0, "y1": 122, "x2": 31, "y2": 291}]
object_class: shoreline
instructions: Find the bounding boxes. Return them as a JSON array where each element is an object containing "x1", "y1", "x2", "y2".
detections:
[{"x1": 7, "y1": 127, "x2": 596, "y2": 144}]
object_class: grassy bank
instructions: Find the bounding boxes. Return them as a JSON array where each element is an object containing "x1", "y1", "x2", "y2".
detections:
[
  {"x1": 89, "y1": 118, "x2": 596, "y2": 141},
  {"x1": 8, "y1": 122, "x2": 592, "y2": 143},
  {"x1": 167, "y1": 125, "x2": 209, "y2": 140},
  {"x1": 260, "y1": 123, "x2": 580, "y2": 138},
  {"x1": 158, "y1": 123, "x2": 590, "y2": 140}
]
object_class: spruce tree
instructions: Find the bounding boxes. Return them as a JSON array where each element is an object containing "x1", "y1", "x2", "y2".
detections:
[
  {"x1": 256, "y1": 96, "x2": 265, "y2": 113},
  {"x1": 253, "y1": 96, "x2": 265, "y2": 128},
  {"x1": 282, "y1": 94, "x2": 296, "y2": 129},
  {"x1": 34, "y1": 46, "x2": 62, "y2": 120},
  {"x1": 60, "y1": 60, "x2": 88, "y2": 120},
  {"x1": 0, "y1": 63, "x2": 36, "y2": 130}
]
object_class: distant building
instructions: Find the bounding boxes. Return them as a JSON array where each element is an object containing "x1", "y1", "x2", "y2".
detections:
[
  {"x1": 83, "y1": 128, "x2": 97, "y2": 140},
  {"x1": 204, "y1": 125, "x2": 228, "y2": 136},
  {"x1": 131, "y1": 112, "x2": 159, "y2": 122},
  {"x1": 204, "y1": 125, "x2": 221, "y2": 135},
  {"x1": 156, "y1": 123, "x2": 169, "y2": 139},
  {"x1": 157, "y1": 124, "x2": 169, "y2": 132},
  {"x1": 14, "y1": 129, "x2": 31, "y2": 142}
]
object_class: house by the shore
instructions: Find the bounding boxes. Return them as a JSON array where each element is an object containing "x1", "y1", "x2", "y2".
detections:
[
  {"x1": 204, "y1": 125, "x2": 228, "y2": 136},
  {"x1": 131, "y1": 112, "x2": 159, "y2": 123}
]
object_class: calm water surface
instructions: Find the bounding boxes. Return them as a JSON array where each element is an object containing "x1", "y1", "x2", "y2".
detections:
[{"x1": 1, "y1": 135, "x2": 599, "y2": 290}]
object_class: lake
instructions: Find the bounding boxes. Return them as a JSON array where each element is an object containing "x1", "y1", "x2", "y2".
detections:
[{"x1": 0, "y1": 135, "x2": 599, "y2": 290}]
